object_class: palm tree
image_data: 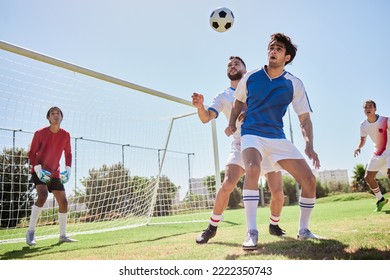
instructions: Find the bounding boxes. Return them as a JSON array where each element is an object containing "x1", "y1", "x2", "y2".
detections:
[{"x1": 352, "y1": 163, "x2": 367, "y2": 192}]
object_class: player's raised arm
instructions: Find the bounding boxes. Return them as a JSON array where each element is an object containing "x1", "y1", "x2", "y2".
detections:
[{"x1": 191, "y1": 92, "x2": 216, "y2": 123}]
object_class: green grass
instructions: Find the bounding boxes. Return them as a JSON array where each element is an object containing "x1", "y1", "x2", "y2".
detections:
[{"x1": 0, "y1": 193, "x2": 389, "y2": 260}]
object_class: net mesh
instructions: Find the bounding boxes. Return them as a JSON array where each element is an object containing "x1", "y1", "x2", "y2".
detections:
[{"x1": 0, "y1": 46, "x2": 219, "y2": 243}]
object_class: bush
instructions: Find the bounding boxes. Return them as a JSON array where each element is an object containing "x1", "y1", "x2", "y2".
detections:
[
  {"x1": 228, "y1": 187, "x2": 242, "y2": 209},
  {"x1": 0, "y1": 147, "x2": 35, "y2": 228}
]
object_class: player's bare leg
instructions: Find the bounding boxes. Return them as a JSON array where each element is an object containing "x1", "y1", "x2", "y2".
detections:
[
  {"x1": 278, "y1": 159, "x2": 320, "y2": 240},
  {"x1": 365, "y1": 170, "x2": 388, "y2": 212},
  {"x1": 196, "y1": 164, "x2": 244, "y2": 244},
  {"x1": 266, "y1": 171, "x2": 286, "y2": 236}
]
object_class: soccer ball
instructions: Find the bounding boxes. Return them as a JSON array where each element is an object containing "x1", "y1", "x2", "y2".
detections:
[{"x1": 209, "y1": 7, "x2": 234, "y2": 33}]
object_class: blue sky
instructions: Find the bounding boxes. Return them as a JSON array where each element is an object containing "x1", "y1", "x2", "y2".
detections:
[{"x1": 1, "y1": 0, "x2": 390, "y2": 181}]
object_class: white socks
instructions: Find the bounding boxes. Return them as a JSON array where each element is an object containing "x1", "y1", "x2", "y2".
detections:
[
  {"x1": 243, "y1": 189, "x2": 259, "y2": 231},
  {"x1": 299, "y1": 196, "x2": 315, "y2": 231},
  {"x1": 372, "y1": 187, "x2": 383, "y2": 201},
  {"x1": 28, "y1": 205, "x2": 42, "y2": 231},
  {"x1": 270, "y1": 214, "x2": 280, "y2": 226},
  {"x1": 209, "y1": 213, "x2": 222, "y2": 227},
  {"x1": 58, "y1": 212, "x2": 68, "y2": 237}
]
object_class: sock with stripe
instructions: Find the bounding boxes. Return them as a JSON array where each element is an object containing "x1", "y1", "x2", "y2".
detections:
[
  {"x1": 299, "y1": 196, "x2": 315, "y2": 231},
  {"x1": 270, "y1": 214, "x2": 280, "y2": 226},
  {"x1": 371, "y1": 187, "x2": 383, "y2": 201},
  {"x1": 209, "y1": 213, "x2": 222, "y2": 227},
  {"x1": 243, "y1": 189, "x2": 259, "y2": 231}
]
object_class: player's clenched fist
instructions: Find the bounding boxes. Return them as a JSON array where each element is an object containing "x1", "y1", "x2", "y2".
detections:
[{"x1": 191, "y1": 93, "x2": 204, "y2": 108}]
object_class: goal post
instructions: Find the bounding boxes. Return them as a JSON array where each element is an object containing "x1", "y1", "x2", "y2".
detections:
[{"x1": 0, "y1": 40, "x2": 222, "y2": 243}]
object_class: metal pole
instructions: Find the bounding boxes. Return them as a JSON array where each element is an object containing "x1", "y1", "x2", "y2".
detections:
[
  {"x1": 0, "y1": 40, "x2": 193, "y2": 107},
  {"x1": 187, "y1": 153, "x2": 194, "y2": 194},
  {"x1": 157, "y1": 149, "x2": 162, "y2": 169},
  {"x1": 211, "y1": 119, "x2": 221, "y2": 191},
  {"x1": 74, "y1": 137, "x2": 83, "y2": 196},
  {"x1": 187, "y1": 153, "x2": 194, "y2": 181},
  {"x1": 259, "y1": 177, "x2": 265, "y2": 207},
  {"x1": 10, "y1": 129, "x2": 21, "y2": 225},
  {"x1": 122, "y1": 144, "x2": 129, "y2": 167}
]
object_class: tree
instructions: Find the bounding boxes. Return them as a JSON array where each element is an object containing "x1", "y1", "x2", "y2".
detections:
[
  {"x1": 316, "y1": 180, "x2": 329, "y2": 198},
  {"x1": 377, "y1": 176, "x2": 390, "y2": 194},
  {"x1": 81, "y1": 163, "x2": 178, "y2": 220},
  {"x1": 153, "y1": 175, "x2": 178, "y2": 216},
  {"x1": 203, "y1": 170, "x2": 244, "y2": 208},
  {"x1": 0, "y1": 147, "x2": 35, "y2": 228},
  {"x1": 81, "y1": 163, "x2": 136, "y2": 221},
  {"x1": 227, "y1": 187, "x2": 242, "y2": 209},
  {"x1": 282, "y1": 175, "x2": 298, "y2": 205},
  {"x1": 351, "y1": 163, "x2": 367, "y2": 192}
]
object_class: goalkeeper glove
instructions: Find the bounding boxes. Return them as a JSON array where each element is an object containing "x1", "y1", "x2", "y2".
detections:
[
  {"x1": 60, "y1": 166, "x2": 71, "y2": 184},
  {"x1": 34, "y1": 165, "x2": 51, "y2": 184}
]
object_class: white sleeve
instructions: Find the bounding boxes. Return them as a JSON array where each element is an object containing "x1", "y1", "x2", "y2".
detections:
[
  {"x1": 233, "y1": 75, "x2": 248, "y2": 103},
  {"x1": 360, "y1": 121, "x2": 367, "y2": 137},
  {"x1": 208, "y1": 92, "x2": 224, "y2": 117},
  {"x1": 291, "y1": 78, "x2": 312, "y2": 116}
]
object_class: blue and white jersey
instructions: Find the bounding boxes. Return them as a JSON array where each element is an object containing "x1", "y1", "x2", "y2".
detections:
[
  {"x1": 234, "y1": 67, "x2": 312, "y2": 139},
  {"x1": 208, "y1": 87, "x2": 241, "y2": 143}
]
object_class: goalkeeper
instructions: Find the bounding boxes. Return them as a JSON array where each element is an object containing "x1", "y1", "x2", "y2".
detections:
[{"x1": 26, "y1": 106, "x2": 76, "y2": 245}]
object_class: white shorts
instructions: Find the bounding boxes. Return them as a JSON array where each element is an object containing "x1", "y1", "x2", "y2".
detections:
[
  {"x1": 367, "y1": 150, "x2": 390, "y2": 173},
  {"x1": 226, "y1": 140, "x2": 279, "y2": 176},
  {"x1": 226, "y1": 141, "x2": 245, "y2": 169},
  {"x1": 241, "y1": 134, "x2": 304, "y2": 171}
]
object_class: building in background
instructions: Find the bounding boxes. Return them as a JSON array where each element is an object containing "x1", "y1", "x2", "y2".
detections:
[{"x1": 314, "y1": 169, "x2": 349, "y2": 187}]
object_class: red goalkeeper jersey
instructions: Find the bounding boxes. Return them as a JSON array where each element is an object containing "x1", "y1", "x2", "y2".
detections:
[{"x1": 28, "y1": 127, "x2": 72, "y2": 178}]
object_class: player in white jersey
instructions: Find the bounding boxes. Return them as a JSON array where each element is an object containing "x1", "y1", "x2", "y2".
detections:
[
  {"x1": 354, "y1": 100, "x2": 389, "y2": 211},
  {"x1": 192, "y1": 56, "x2": 286, "y2": 246},
  {"x1": 226, "y1": 33, "x2": 321, "y2": 249}
]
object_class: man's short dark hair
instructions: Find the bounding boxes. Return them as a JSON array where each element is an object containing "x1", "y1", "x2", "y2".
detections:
[
  {"x1": 46, "y1": 106, "x2": 63, "y2": 119},
  {"x1": 269, "y1": 33, "x2": 297, "y2": 65},
  {"x1": 363, "y1": 100, "x2": 376, "y2": 109},
  {"x1": 229, "y1": 56, "x2": 246, "y2": 68}
]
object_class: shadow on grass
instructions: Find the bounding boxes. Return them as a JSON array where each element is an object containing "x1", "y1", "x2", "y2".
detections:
[
  {"x1": 1, "y1": 241, "x2": 63, "y2": 260},
  {"x1": 218, "y1": 237, "x2": 390, "y2": 260},
  {"x1": 0, "y1": 230, "x2": 197, "y2": 260},
  {"x1": 2, "y1": 229, "x2": 389, "y2": 260}
]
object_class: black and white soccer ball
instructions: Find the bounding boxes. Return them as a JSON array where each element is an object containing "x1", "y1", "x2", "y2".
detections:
[{"x1": 209, "y1": 7, "x2": 235, "y2": 33}]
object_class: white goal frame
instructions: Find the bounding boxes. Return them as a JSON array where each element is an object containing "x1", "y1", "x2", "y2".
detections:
[{"x1": 0, "y1": 40, "x2": 222, "y2": 243}]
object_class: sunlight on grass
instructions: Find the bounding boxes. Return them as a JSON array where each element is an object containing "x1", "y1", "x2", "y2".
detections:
[{"x1": 1, "y1": 193, "x2": 389, "y2": 260}]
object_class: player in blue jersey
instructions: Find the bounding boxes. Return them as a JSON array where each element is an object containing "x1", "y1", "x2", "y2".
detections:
[
  {"x1": 192, "y1": 56, "x2": 286, "y2": 246},
  {"x1": 226, "y1": 33, "x2": 321, "y2": 249}
]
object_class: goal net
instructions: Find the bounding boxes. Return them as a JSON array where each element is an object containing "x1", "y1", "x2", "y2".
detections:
[{"x1": 0, "y1": 41, "x2": 221, "y2": 244}]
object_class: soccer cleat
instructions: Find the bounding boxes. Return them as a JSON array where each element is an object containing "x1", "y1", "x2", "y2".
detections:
[
  {"x1": 242, "y1": 229, "x2": 258, "y2": 250},
  {"x1": 26, "y1": 230, "x2": 36, "y2": 246},
  {"x1": 59, "y1": 235, "x2": 78, "y2": 243},
  {"x1": 195, "y1": 225, "x2": 217, "y2": 244},
  {"x1": 374, "y1": 197, "x2": 388, "y2": 212},
  {"x1": 297, "y1": 228, "x2": 321, "y2": 240},
  {"x1": 269, "y1": 224, "x2": 286, "y2": 237}
]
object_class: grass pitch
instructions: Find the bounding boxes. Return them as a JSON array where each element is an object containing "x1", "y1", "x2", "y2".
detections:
[{"x1": 1, "y1": 193, "x2": 389, "y2": 260}]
